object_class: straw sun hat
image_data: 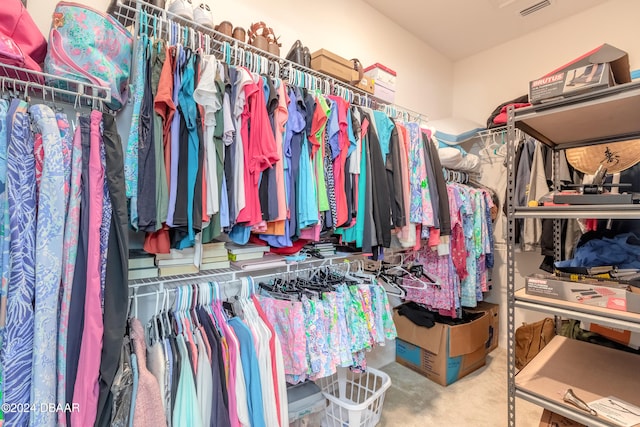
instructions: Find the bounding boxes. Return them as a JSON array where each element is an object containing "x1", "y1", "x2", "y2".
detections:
[{"x1": 565, "y1": 139, "x2": 640, "y2": 175}]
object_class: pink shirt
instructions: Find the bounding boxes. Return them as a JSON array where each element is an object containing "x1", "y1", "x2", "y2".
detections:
[
  {"x1": 236, "y1": 72, "x2": 279, "y2": 225},
  {"x1": 328, "y1": 96, "x2": 350, "y2": 226},
  {"x1": 274, "y1": 83, "x2": 289, "y2": 222},
  {"x1": 215, "y1": 306, "x2": 241, "y2": 427}
]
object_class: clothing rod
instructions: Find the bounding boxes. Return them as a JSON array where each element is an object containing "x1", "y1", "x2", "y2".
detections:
[
  {"x1": 127, "y1": 255, "x2": 362, "y2": 297},
  {"x1": 112, "y1": 0, "x2": 426, "y2": 122},
  {"x1": 477, "y1": 126, "x2": 507, "y2": 137},
  {"x1": 0, "y1": 63, "x2": 112, "y2": 104},
  {"x1": 130, "y1": 281, "x2": 242, "y2": 302},
  {"x1": 127, "y1": 263, "x2": 351, "y2": 301},
  {"x1": 128, "y1": 269, "x2": 237, "y2": 290}
]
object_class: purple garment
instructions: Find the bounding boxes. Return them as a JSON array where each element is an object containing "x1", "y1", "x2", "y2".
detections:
[
  {"x1": 166, "y1": 46, "x2": 184, "y2": 227},
  {"x1": 327, "y1": 100, "x2": 340, "y2": 160},
  {"x1": 99, "y1": 139, "x2": 112, "y2": 309},
  {"x1": 405, "y1": 247, "x2": 459, "y2": 316},
  {"x1": 259, "y1": 87, "x2": 305, "y2": 247},
  {"x1": 4, "y1": 99, "x2": 36, "y2": 427},
  {"x1": 347, "y1": 108, "x2": 356, "y2": 157}
]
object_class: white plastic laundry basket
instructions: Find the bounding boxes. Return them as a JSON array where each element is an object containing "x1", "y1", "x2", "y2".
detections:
[{"x1": 316, "y1": 367, "x2": 391, "y2": 427}]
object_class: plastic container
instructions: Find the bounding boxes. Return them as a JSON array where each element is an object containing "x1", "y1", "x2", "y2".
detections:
[
  {"x1": 364, "y1": 63, "x2": 397, "y2": 89},
  {"x1": 287, "y1": 381, "x2": 327, "y2": 427},
  {"x1": 316, "y1": 367, "x2": 391, "y2": 427},
  {"x1": 372, "y1": 80, "x2": 395, "y2": 104}
]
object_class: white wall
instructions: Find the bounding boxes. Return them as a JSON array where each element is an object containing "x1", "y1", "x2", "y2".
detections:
[
  {"x1": 453, "y1": 0, "x2": 640, "y2": 124},
  {"x1": 27, "y1": 0, "x2": 454, "y2": 120}
]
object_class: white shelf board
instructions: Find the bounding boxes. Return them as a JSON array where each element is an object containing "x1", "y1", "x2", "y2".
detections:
[{"x1": 516, "y1": 336, "x2": 640, "y2": 427}]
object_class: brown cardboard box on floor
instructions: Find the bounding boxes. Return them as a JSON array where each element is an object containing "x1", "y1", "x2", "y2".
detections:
[
  {"x1": 393, "y1": 309, "x2": 490, "y2": 386},
  {"x1": 539, "y1": 409, "x2": 586, "y2": 427},
  {"x1": 464, "y1": 301, "x2": 499, "y2": 354}
]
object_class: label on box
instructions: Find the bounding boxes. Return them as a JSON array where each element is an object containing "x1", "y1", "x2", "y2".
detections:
[
  {"x1": 588, "y1": 397, "x2": 640, "y2": 427},
  {"x1": 526, "y1": 278, "x2": 560, "y2": 297},
  {"x1": 530, "y1": 63, "x2": 610, "y2": 103},
  {"x1": 525, "y1": 275, "x2": 631, "y2": 311}
]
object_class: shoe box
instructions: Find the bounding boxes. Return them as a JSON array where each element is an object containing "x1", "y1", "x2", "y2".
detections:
[{"x1": 528, "y1": 43, "x2": 630, "y2": 104}]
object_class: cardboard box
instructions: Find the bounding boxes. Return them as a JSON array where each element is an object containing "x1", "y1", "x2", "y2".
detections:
[
  {"x1": 373, "y1": 79, "x2": 395, "y2": 103},
  {"x1": 310, "y1": 49, "x2": 356, "y2": 83},
  {"x1": 580, "y1": 320, "x2": 640, "y2": 349},
  {"x1": 525, "y1": 274, "x2": 640, "y2": 312},
  {"x1": 539, "y1": 409, "x2": 586, "y2": 427},
  {"x1": 354, "y1": 76, "x2": 375, "y2": 94},
  {"x1": 393, "y1": 310, "x2": 490, "y2": 386},
  {"x1": 529, "y1": 44, "x2": 631, "y2": 104},
  {"x1": 465, "y1": 301, "x2": 499, "y2": 354}
]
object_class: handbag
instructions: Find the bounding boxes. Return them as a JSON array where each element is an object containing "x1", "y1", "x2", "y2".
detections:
[
  {"x1": 286, "y1": 40, "x2": 310, "y2": 68},
  {"x1": 351, "y1": 58, "x2": 364, "y2": 84},
  {"x1": 44, "y1": 2, "x2": 133, "y2": 110},
  {"x1": 0, "y1": 0, "x2": 47, "y2": 79},
  {"x1": 515, "y1": 317, "x2": 556, "y2": 370}
]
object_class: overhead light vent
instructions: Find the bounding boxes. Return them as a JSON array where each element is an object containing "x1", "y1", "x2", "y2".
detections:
[{"x1": 520, "y1": 0, "x2": 551, "y2": 16}]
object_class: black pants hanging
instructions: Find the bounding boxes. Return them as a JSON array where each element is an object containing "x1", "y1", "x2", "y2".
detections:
[
  {"x1": 66, "y1": 115, "x2": 92, "y2": 425},
  {"x1": 95, "y1": 113, "x2": 130, "y2": 427}
]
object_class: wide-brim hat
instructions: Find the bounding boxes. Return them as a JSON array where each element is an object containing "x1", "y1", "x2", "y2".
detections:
[{"x1": 566, "y1": 140, "x2": 640, "y2": 174}]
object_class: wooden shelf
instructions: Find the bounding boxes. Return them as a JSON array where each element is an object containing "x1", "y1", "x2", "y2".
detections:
[
  {"x1": 516, "y1": 336, "x2": 640, "y2": 426},
  {"x1": 514, "y1": 81, "x2": 640, "y2": 149}
]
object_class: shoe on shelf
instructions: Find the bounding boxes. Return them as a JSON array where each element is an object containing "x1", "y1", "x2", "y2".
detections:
[
  {"x1": 167, "y1": 0, "x2": 193, "y2": 21},
  {"x1": 194, "y1": 3, "x2": 214, "y2": 29}
]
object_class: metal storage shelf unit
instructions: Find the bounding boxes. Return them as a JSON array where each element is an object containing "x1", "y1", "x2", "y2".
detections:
[
  {"x1": 506, "y1": 82, "x2": 640, "y2": 427},
  {"x1": 513, "y1": 204, "x2": 640, "y2": 219},
  {"x1": 513, "y1": 81, "x2": 640, "y2": 149}
]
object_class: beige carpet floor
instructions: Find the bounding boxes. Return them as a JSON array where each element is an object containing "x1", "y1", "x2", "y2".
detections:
[{"x1": 379, "y1": 349, "x2": 542, "y2": 426}]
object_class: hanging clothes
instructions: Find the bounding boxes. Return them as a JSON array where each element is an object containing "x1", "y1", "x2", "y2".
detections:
[
  {"x1": 2, "y1": 99, "x2": 36, "y2": 427},
  {"x1": 29, "y1": 104, "x2": 67, "y2": 427},
  {"x1": 65, "y1": 115, "x2": 91, "y2": 424},
  {"x1": 0, "y1": 100, "x2": 10, "y2": 423},
  {"x1": 130, "y1": 317, "x2": 167, "y2": 427}
]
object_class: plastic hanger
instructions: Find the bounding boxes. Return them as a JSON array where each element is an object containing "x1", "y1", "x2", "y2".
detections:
[
  {"x1": 132, "y1": 289, "x2": 138, "y2": 319},
  {"x1": 183, "y1": 285, "x2": 192, "y2": 333},
  {"x1": 174, "y1": 287, "x2": 183, "y2": 335},
  {"x1": 161, "y1": 289, "x2": 172, "y2": 338},
  {"x1": 189, "y1": 284, "x2": 200, "y2": 328},
  {"x1": 151, "y1": 290, "x2": 161, "y2": 344}
]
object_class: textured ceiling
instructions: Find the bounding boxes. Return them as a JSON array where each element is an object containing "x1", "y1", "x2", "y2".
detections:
[{"x1": 362, "y1": 0, "x2": 610, "y2": 61}]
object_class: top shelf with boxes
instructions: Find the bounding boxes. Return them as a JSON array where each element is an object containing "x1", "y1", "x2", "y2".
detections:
[
  {"x1": 112, "y1": 0, "x2": 422, "y2": 120},
  {"x1": 514, "y1": 80, "x2": 640, "y2": 150}
]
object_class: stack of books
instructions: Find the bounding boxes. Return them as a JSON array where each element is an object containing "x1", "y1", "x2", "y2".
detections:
[
  {"x1": 225, "y1": 243, "x2": 273, "y2": 269},
  {"x1": 128, "y1": 249, "x2": 158, "y2": 280},
  {"x1": 232, "y1": 252, "x2": 287, "y2": 271},
  {"x1": 200, "y1": 241, "x2": 231, "y2": 271},
  {"x1": 309, "y1": 241, "x2": 336, "y2": 258},
  {"x1": 155, "y1": 247, "x2": 199, "y2": 277},
  {"x1": 226, "y1": 243, "x2": 270, "y2": 262}
]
